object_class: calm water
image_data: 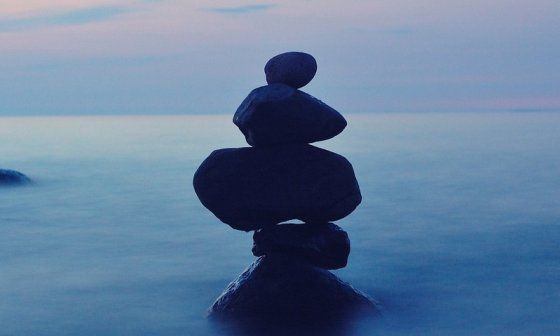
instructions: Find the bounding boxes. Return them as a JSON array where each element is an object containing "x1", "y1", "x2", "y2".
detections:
[{"x1": 1, "y1": 114, "x2": 559, "y2": 335}]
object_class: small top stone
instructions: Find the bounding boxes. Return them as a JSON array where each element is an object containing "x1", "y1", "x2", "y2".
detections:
[{"x1": 265, "y1": 52, "x2": 317, "y2": 89}]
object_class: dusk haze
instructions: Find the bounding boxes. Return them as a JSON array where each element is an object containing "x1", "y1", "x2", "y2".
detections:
[{"x1": 1, "y1": 0, "x2": 559, "y2": 115}]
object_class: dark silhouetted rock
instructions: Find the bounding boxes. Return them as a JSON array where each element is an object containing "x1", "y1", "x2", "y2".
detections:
[
  {"x1": 253, "y1": 223, "x2": 350, "y2": 270},
  {"x1": 208, "y1": 255, "x2": 379, "y2": 324},
  {"x1": 0, "y1": 169, "x2": 31, "y2": 186},
  {"x1": 234, "y1": 84, "x2": 346, "y2": 146},
  {"x1": 265, "y1": 51, "x2": 317, "y2": 89},
  {"x1": 193, "y1": 144, "x2": 361, "y2": 231}
]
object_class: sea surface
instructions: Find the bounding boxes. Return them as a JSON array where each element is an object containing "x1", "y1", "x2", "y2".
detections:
[{"x1": 1, "y1": 113, "x2": 559, "y2": 335}]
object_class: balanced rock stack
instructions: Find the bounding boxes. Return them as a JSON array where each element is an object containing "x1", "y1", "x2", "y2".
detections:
[{"x1": 193, "y1": 52, "x2": 378, "y2": 324}]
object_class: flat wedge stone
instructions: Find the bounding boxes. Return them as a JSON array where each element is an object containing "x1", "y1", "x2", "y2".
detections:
[{"x1": 252, "y1": 223, "x2": 350, "y2": 270}]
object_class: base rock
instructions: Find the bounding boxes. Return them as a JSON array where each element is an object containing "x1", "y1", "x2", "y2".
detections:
[{"x1": 208, "y1": 255, "x2": 379, "y2": 323}]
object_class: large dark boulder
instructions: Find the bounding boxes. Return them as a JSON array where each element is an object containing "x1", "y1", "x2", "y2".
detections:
[
  {"x1": 208, "y1": 255, "x2": 379, "y2": 326},
  {"x1": 253, "y1": 223, "x2": 350, "y2": 270},
  {"x1": 264, "y1": 51, "x2": 317, "y2": 89},
  {"x1": 193, "y1": 144, "x2": 361, "y2": 231},
  {"x1": 0, "y1": 169, "x2": 30, "y2": 186},
  {"x1": 233, "y1": 84, "x2": 346, "y2": 146}
]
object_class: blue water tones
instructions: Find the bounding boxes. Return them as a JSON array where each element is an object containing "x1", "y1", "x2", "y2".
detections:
[{"x1": 1, "y1": 113, "x2": 559, "y2": 335}]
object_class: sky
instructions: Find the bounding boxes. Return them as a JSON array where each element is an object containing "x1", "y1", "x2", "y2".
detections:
[{"x1": 0, "y1": 0, "x2": 558, "y2": 115}]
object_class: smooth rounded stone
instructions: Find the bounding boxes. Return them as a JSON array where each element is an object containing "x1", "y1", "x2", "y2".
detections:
[
  {"x1": 208, "y1": 255, "x2": 379, "y2": 325},
  {"x1": 265, "y1": 51, "x2": 317, "y2": 89},
  {"x1": 193, "y1": 144, "x2": 361, "y2": 231},
  {"x1": 253, "y1": 223, "x2": 350, "y2": 270},
  {"x1": 234, "y1": 84, "x2": 347, "y2": 146},
  {"x1": 0, "y1": 169, "x2": 31, "y2": 186}
]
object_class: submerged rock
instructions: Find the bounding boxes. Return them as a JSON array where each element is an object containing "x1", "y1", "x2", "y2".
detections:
[
  {"x1": 0, "y1": 169, "x2": 31, "y2": 186},
  {"x1": 265, "y1": 51, "x2": 317, "y2": 89},
  {"x1": 208, "y1": 255, "x2": 379, "y2": 323},
  {"x1": 234, "y1": 84, "x2": 346, "y2": 146},
  {"x1": 193, "y1": 144, "x2": 361, "y2": 231},
  {"x1": 253, "y1": 223, "x2": 350, "y2": 270}
]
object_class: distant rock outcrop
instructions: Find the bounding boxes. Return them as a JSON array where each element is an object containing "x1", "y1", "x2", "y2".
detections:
[{"x1": 0, "y1": 169, "x2": 31, "y2": 186}]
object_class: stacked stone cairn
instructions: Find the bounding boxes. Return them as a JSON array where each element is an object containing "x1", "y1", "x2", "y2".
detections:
[{"x1": 193, "y1": 52, "x2": 378, "y2": 326}]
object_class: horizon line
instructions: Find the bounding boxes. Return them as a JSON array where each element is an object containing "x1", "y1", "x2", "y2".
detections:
[{"x1": 1, "y1": 110, "x2": 559, "y2": 118}]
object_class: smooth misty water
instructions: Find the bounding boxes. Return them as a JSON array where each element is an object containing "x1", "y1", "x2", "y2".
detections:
[{"x1": 1, "y1": 114, "x2": 559, "y2": 335}]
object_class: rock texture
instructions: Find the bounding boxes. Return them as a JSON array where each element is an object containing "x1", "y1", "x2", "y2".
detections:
[
  {"x1": 264, "y1": 51, "x2": 317, "y2": 89},
  {"x1": 193, "y1": 145, "x2": 361, "y2": 231},
  {"x1": 253, "y1": 223, "x2": 350, "y2": 270},
  {"x1": 0, "y1": 169, "x2": 31, "y2": 185},
  {"x1": 234, "y1": 84, "x2": 346, "y2": 146},
  {"x1": 208, "y1": 255, "x2": 378, "y2": 321}
]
